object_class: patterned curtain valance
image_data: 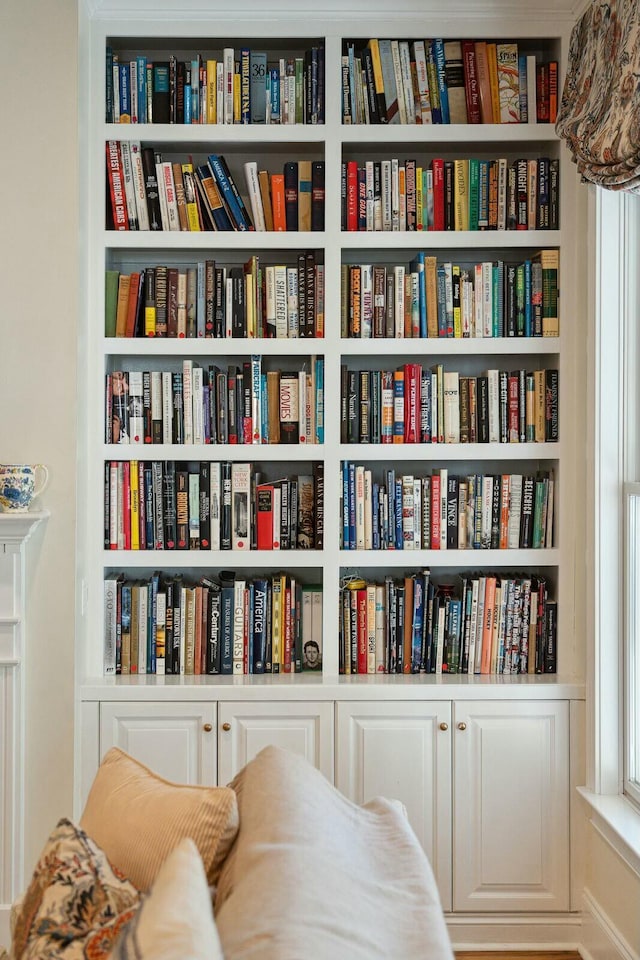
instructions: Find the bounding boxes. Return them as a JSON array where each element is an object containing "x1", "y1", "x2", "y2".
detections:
[{"x1": 556, "y1": 0, "x2": 640, "y2": 192}]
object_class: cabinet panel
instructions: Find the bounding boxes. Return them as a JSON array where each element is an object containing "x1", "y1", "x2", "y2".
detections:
[
  {"x1": 217, "y1": 700, "x2": 334, "y2": 785},
  {"x1": 336, "y1": 700, "x2": 452, "y2": 910},
  {"x1": 453, "y1": 699, "x2": 569, "y2": 912},
  {"x1": 99, "y1": 701, "x2": 216, "y2": 785}
]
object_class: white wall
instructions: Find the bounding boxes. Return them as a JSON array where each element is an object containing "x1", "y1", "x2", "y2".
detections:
[{"x1": 0, "y1": 0, "x2": 78, "y2": 872}]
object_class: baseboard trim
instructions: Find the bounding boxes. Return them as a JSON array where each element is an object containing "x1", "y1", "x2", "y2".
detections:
[
  {"x1": 581, "y1": 889, "x2": 639, "y2": 960},
  {"x1": 445, "y1": 911, "x2": 582, "y2": 950}
]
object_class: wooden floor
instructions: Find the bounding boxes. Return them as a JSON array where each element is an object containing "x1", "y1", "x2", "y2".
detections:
[{"x1": 456, "y1": 953, "x2": 581, "y2": 959}]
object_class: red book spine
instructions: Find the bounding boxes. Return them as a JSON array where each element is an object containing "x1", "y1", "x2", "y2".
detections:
[
  {"x1": 256, "y1": 484, "x2": 275, "y2": 550},
  {"x1": 431, "y1": 158, "x2": 445, "y2": 231},
  {"x1": 346, "y1": 161, "x2": 359, "y2": 231},
  {"x1": 106, "y1": 140, "x2": 129, "y2": 230},
  {"x1": 431, "y1": 472, "x2": 441, "y2": 549},
  {"x1": 508, "y1": 374, "x2": 519, "y2": 442},
  {"x1": 122, "y1": 461, "x2": 131, "y2": 550},
  {"x1": 462, "y1": 41, "x2": 481, "y2": 123},
  {"x1": 403, "y1": 363, "x2": 420, "y2": 443},
  {"x1": 357, "y1": 588, "x2": 367, "y2": 674}
]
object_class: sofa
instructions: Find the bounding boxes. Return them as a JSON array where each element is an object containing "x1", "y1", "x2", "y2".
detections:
[{"x1": 6, "y1": 745, "x2": 454, "y2": 960}]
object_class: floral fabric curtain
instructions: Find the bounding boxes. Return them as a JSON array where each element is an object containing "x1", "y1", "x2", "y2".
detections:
[{"x1": 556, "y1": 0, "x2": 640, "y2": 192}]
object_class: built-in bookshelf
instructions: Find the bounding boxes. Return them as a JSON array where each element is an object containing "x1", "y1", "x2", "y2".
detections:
[{"x1": 80, "y1": 15, "x2": 575, "y2": 686}]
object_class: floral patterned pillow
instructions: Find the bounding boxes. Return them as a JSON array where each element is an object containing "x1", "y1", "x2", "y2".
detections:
[{"x1": 10, "y1": 818, "x2": 140, "y2": 960}]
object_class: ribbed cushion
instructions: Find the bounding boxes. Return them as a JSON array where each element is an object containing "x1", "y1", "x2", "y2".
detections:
[{"x1": 80, "y1": 748, "x2": 239, "y2": 892}]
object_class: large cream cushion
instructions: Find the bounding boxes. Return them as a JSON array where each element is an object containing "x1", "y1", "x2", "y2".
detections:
[{"x1": 215, "y1": 746, "x2": 454, "y2": 960}]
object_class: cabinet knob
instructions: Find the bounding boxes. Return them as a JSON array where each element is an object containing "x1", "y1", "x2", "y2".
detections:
[
  {"x1": 457, "y1": 721, "x2": 467, "y2": 731},
  {"x1": 439, "y1": 722, "x2": 449, "y2": 731},
  {"x1": 222, "y1": 722, "x2": 231, "y2": 732},
  {"x1": 203, "y1": 723, "x2": 213, "y2": 733}
]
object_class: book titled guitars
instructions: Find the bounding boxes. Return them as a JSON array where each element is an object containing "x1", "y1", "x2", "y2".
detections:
[{"x1": 103, "y1": 571, "x2": 323, "y2": 676}]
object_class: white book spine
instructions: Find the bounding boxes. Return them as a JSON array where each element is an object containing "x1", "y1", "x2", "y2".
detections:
[
  {"x1": 474, "y1": 263, "x2": 484, "y2": 338},
  {"x1": 209, "y1": 462, "x2": 221, "y2": 551},
  {"x1": 150, "y1": 370, "x2": 162, "y2": 440},
  {"x1": 155, "y1": 158, "x2": 169, "y2": 229},
  {"x1": 274, "y1": 265, "x2": 288, "y2": 338},
  {"x1": 390, "y1": 40, "x2": 407, "y2": 123},
  {"x1": 129, "y1": 142, "x2": 150, "y2": 231},
  {"x1": 192, "y1": 366, "x2": 204, "y2": 444},
  {"x1": 507, "y1": 474, "x2": 523, "y2": 548},
  {"x1": 162, "y1": 161, "x2": 180, "y2": 231},
  {"x1": 231, "y1": 462, "x2": 251, "y2": 550},
  {"x1": 361, "y1": 263, "x2": 373, "y2": 338},
  {"x1": 182, "y1": 359, "x2": 193, "y2": 444},
  {"x1": 128, "y1": 370, "x2": 144, "y2": 444},
  {"x1": 398, "y1": 41, "x2": 415, "y2": 123},
  {"x1": 216, "y1": 62, "x2": 224, "y2": 124},
  {"x1": 413, "y1": 40, "x2": 432, "y2": 123},
  {"x1": 394, "y1": 265, "x2": 405, "y2": 338},
  {"x1": 139, "y1": 584, "x2": 148, "y2": 675},
  {"x1": 443, "y1": 372, "x2": 460, "y2": 443},
  {"x1": 487, "y1": 368, "x2": 500, "y2": 442},
  {"x1": 244, "y1": 161, "x2": 266, "y2": 230},
  {"x1": 103, "y1": 578, "x2": 118, "y2": 675},
  {"x1": 482, "y1": 261, "x2": 493, "y2": 337},
  {"x1": 162, "y1": 371, "x2": 172, "y2": 443},
  {"x1": 413, "y1": 477, "x2": 421, "y2": 550},
  {"x1": 118, "y1": 141, "x2": 138, "y2": 229},
  {"x1": 232, "y1": 580, "x2": 246, "y2": 674},
  {"x1": 391, "y1": 157, "x2": 400, "y2": 230},
  {"x1": 286, "y1": 267, "x2": 299, "y2": 336}
]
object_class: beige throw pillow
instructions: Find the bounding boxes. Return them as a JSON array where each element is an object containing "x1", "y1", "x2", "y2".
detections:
[
  {"x1": 81, "y1": 747, "x2": 239, "y2": 892},
  {"x1": 108, "y1": 838, "x2": 224, "y2": 960}
]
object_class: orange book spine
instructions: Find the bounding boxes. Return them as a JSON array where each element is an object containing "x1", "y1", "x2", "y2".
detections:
[
  {"x1": 486, "y1": 43, "x2": 501, "y2": 125},
  {"x1": 271, "y1": 174, "x2": 286, "y2": 231},
  {"x1": 481, "y1": 576, "x2": 496, "y2": 674}
]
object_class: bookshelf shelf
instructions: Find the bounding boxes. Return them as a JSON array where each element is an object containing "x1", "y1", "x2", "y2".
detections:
[
  {"x1": 103, "y1": 549, "x2": 325, "y2": 568},
  {"x1": 340, "y1": 548, "x2": 560, "y2": 567},
  {"x1": 102, "y1": 337, "x2": 324, "y2": 356},
  {"x1": 338, "y1": 338, "x2": 559, "y2": 355},
  {"x1": 341, "y1": 442, "x2": 559, "y2": 460},
  {"x1": 102, "y1": 443, "x2": 323, "y2": 459},
  {"x1": 339, "y1": 122, "x2": 561, "y2": 144},
  {"x1": 103, "y1": 231, "x2": 328, "y2": 250},
  {"x1": 103, "y1": 123, "x2": 328, "y2": 143},
  {"x1": 340, "y1": 230, "x2": 562, "y2": 249}
]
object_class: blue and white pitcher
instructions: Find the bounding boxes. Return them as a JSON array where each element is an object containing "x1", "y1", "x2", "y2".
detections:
[{"x1": 0, "y1": 464, "x2": 49, "y2": 512}]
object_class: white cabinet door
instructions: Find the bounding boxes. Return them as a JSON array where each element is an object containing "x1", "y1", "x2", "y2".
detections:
[
  {"x1": 453, "y1": 699, "x2": 569, "y2": 912},
  {"x1": 99, "y1": 701, "x2": 217, "y2": 785},
  {"x1": 217, "y1": 700, "x2": 334, "y2": 785},
  {"x1": 335, "y1": 700, "x2": 452, "y2": 910}
]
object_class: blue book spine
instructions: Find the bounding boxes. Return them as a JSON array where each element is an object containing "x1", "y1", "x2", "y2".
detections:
[
  {"x1": 106, "y1": 46, "x2": 114, "y2": 121},
  {"x1": 523, "y1": 259, "x2": 532, "y2": 336},
  {"x1": 342, "y1": 461, "x2": 350, "y2": 548},
  {"x1": 393, "y1": 374, "x2": 404, "y2": 441},
  {"x1": 270, "y1": 67, "x2": 280, "y2": 122},
  {"x1": 410, "y1": 252, "x2": 427, "y2": 337},
  {"x1": 315, "y1": 357, "x2": 324, "y2": 444},
  {"x1": 518, "y1": 54, "x2": 528, "y2": 122},
  {"x1": 207, "y1": 155, "x2": 249, "y2": 231},
  {"x1": 436, "y1": 266, "x2": 448, "y2": 337},
  {"x1": 241, "y1": 48, "x2": 251, "y2": 124},
  {"x1": 492, "y1": 265, "x2": 500, "y2": 338},
  {"x1": 394, "y1": 480, "x2": 403, "y2": 550},
  {"x1": 348, "y1": 44, "x2": 357, "y2": 125},
  {"x1": 432, "y1": 40, "x2": 450, "y2": 124},
  {"x1": 184, "y1": 82, "x2": 192, "y2": 124},
  {"x1": 348, "y1": 461, "x2": 356, "y2": 549},
  {"x1": 252, "y1": 579, "x2": 268, "y2": 673},
  {"x1": 136, "y1": 56, "x2": 147, "y2": 122},
  {"x1": 421, "y1": 371, "x2": 431, "y2": 442},
  {"x1": 220, "y1": 585, "x2": 235, "y2": 674},
  {"x1": 119, "y1": 62, "x2": 131, "y2": 120},
  {"x1": 411, "y1": 575, "x2": 425, "y2": 672},
  {"x1": 386, "y1": 469, "x2": 396, "y2": 546},
  {"x1": 148, "y1": 574, "x2": 159, "y2": 675},
  {"x1": 261, "y1": 374, "x2": 268, "y2": 442},
  {"x1": 372, "y1": 483, "x2": 380, "y2": 550}
]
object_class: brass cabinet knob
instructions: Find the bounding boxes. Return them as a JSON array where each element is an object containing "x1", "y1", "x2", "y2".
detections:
[
  {"x1": 222, "y1": 722, "x2": 231, "y2": 732},
  {"x1": 439, "y1": 722, "x2": 449, "y2": 731},
  {"x1": 203, "y1": 723, "x2": 213, "y2": 732},
  {"x1": 457, "y1": 722, "x2": 467, "y2": 731}
]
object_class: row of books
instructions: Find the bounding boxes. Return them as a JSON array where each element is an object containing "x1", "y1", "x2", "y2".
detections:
[
  {"x1": 105, "y1": 253, "x2": 325, "y2": 339},
  {"x1": 340, "y1": 364, "x2": 559, "y2": 445},
  {"x1": 107, "y1": 361, "x2": 324, "y2": 447},
  {"x1": 106, "y1": 46, "x2": 325, "y2": 125},
  {"x1": 341, "y1": 156, "x2": 559, "y2": 233},
  {"x1": 106, "y1": 142, "x2": 325, "y2": 232},
  {"x1": 342, "y1": 39, "x2": 557, "y2": 125},
  {"x1": 338, "y1": 572, "x2": 556, "y2": 675},
  {"x1": 104, "y1": 460, "x2": 324, "y2": 552},
  {"x1": 341, "y1": 251, "x2": 559, "y2": 339},
  {"x1": 104, "y1": 571, "x2": 323, "y2": 676},
  {"x1": 340, "y1": 466, "x2": 554, "y2": 551}
]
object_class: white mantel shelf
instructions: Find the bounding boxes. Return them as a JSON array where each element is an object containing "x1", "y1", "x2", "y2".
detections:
[{"x1": 0, "y1": 511, "x2": 49, "y2": 553}]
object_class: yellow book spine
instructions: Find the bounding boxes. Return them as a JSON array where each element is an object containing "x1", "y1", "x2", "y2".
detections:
[
  {"x1": 245, "y1": 272, "x2": 255, "y2": 337},
  {"x1": 487, "y1": 43, "x2": 501, "y2": 125},
  {"x1": 206, "y1": 59, "x2": 217, "y2": 123},
  {"x1": 181, "y1": 163, "x2": 201, "y2": 232},
  {"x1": 416, "y1": 166, "x2": 423, "y2": 230},
  {"x1": 129, "y1": 460, "x2": 139, "y2": 550},
  {"x1": 233, "y1": 72, "x2": 241, "y2": 123},
  {"x1": 144, "y1": 305, "x2": 156, "y2": 337},
  {"x1": 367, "y1": 38, "x2": 385, "y2": 97},
  {"x1": 452, "y1": 264, "x2": 462, "y2": 338}
]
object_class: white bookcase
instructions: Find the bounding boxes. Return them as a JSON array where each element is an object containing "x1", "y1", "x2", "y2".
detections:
[{"x1": 78, "y1": 2, "x2": 586, "y2": 945}]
